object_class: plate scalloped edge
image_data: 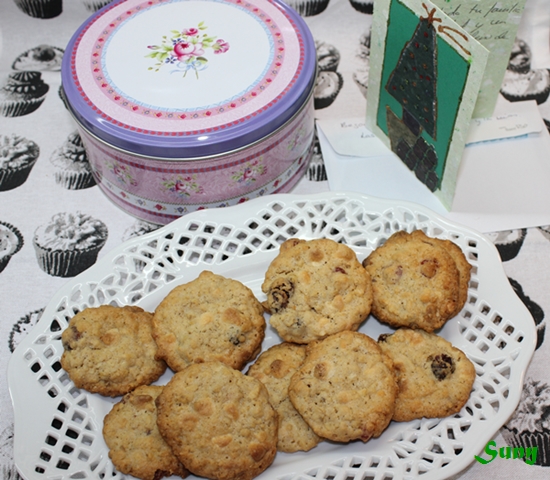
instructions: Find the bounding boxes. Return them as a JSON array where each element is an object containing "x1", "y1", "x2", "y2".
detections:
[{"x1": 8, "y1": 191, "x2": 536, "y2": 480}]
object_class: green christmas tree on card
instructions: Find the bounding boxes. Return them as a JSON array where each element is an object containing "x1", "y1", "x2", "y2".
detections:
[{"x1": 385, "y1": 7, "x2": 440, "y2": 191}]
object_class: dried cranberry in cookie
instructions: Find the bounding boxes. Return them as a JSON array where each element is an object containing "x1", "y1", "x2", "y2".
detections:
[
  {"x1": 262, "y1": 238, "x2": 372, "y2": 343},
  {"x1": 378, "y1": 328, "x2": 476, "y2": 422}
]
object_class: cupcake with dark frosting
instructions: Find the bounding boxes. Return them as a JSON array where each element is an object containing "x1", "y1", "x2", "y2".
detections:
[
  {"x1": 0, "y1": 133, "x2": 40, "y2": 191},
  {"x1": 50, "y1": 131, "x2": 95, "y2": 190},
  {"x1": 501, "y1": 378, "x2": 550, "y2": 466},
  {"x1": 0, "y1": 221, "x2": 24, "y2": 273},
  {"x1": 12, "y1": 0, "x2": 62, "y2": 19},
  {"x1": 12, "y1": 45, "x2": 64, "y2": 71},
  {"x1": 0, "y1": 71, "x2": 49, "y2": 117},
  {"x1": 33, "y1": 212, "x2": 108, "y2": 277}
]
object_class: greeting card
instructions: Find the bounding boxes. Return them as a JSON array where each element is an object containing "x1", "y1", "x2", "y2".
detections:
[
  {"x1": 433, "y1": 0, "x2": 526, "y2": 118},
  {"x1": 366, "y1": 0, "x2": 489, "y2": 209}
]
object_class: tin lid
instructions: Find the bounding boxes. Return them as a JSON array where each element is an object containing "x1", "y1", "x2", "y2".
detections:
[{"x1": 61, "y1": 0, "x2": 316, "y2": 159}]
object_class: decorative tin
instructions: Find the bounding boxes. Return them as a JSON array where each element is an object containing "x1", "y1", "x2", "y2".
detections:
[{"x1": 61, "y1": 0, "x2": 317, "y2": 224}]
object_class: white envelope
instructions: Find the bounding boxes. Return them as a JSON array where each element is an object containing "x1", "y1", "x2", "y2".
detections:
[{"x1": 319, "y1": 100, "x2": 550, "y2": 233}]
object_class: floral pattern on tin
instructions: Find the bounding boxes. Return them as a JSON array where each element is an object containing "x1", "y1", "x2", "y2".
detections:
[
  {"x1": 107, "y1": 161, "x2": 138, "y2": 186},
  {"x1": 162, "y1": 174, "x2": 204, "y2": 198},
  {"x1": 146, "y1": 22, "x2": 230, "y2": 79},
  {"x1": 231, "y1": 159, "x2": 267, "y2": 187}
]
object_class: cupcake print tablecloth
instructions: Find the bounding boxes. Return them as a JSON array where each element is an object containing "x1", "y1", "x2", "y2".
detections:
[{"x1": 2, "y1": 1, "x2": 550, "y2": 479}]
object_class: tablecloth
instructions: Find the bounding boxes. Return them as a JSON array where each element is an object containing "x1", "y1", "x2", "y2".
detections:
[{"x1": 1, "y1": 0, "x2": 550, "y2": 479}]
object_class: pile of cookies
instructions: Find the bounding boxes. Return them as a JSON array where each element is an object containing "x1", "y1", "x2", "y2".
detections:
[{"x1": 59, "y1": 230, "x2": 476, "y2": 480}]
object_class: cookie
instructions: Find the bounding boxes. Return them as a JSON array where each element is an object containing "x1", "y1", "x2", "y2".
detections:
[
  {"x1": 262, "y1": 238, "x2": 373, "y2": 344},
  {"x1": 103, "y1": 385, "x2": 189, "y2": 480},
  {"x1": 288, "y1": 331, "x2": 397, "y2": 443},
  {"x1": 152, "y1": 270, "x2": 265, "y2": 372},
  {"x1": 247, "y1": 342, "x2": 322, "y2": 452},
  {"x1": 156, "y1": 361, "x2": 278, "y2": 480},
  {"x1": 60, "y1": 305, "x2": 166, "y2": 397},
  {"x1": 419, "y1": 234, "x2": 472, "y2": 317},
  {"x1": 362, "y1": 230, "x2": 461, "y2": 332},
  {"x1": 378, "y1": 328, "x2": 476, "y2": 422}
]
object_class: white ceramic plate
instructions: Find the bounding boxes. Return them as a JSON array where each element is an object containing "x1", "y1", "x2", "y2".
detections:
[{"x1": 8, "y1": 192, "x2": 535, "y2": 480}]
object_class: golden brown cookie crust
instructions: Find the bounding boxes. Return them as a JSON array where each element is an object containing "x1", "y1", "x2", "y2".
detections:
[
  {"x1": 362, "y1": 230, "x2": 461, "y2": 332},
  {"x1": 152, "y1": 270, "x2": 266, "y2": 372},
  {"x1": 247, "y1": 342, "x2": 322, "y2": 452},
  {"x1": 60, "y1": 305, "x2": 166, "y2": 397},
  {"x1": 288, "y1": 331, "x2": 397, "y2": 443},
  {"x1": 156, "y1": 361, "x2": 278, "y2": 480},
  {"x1": 262, "y1": 238, "x2": 373, "y2": 343},
  {"x1": 102, "y1": 385, "x2": 188, "y2": 480},
  {"x1": 420, "y1": 235, "x2": 472, "y2": 317},
  {"x1": 378, "y1": 328, "x2": 476, "y2": 422}
]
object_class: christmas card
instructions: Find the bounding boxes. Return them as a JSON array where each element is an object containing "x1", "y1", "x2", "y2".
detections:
[
  {"x1": 432, "y1": 0, "x2": 526, "y2": 118},
  {"x1": 366, "y1": 0, "x2": 489, "y2": 209}
]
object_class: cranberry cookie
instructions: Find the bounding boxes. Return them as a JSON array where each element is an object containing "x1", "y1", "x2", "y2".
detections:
[
  {"x1": 378, "y1": 328, "x2": 476, "y2": 421},
  {"x1": 262, "y1": 238, "x2": 373, "y2": 343}
]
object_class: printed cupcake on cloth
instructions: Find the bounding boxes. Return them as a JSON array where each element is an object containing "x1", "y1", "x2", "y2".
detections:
[
  {"x1": 12, "y1": 0, "x2": 62, "y2": 19},
  {"x1": 501, "y1": 378, "x2": 550, "y2": 466},
  {"x1": 81, "y1": 0, "x2": 113, "y2": 11},
  {"x1": 33, "y1": 211, "x2": 108, "y2": 277},
  {"x1": 0, "y1": 133, "x2": 40, "y2": 191},
  {"x1": 0, "y1": 221, "x2": 24, "y2": 273},
  {"x1": 500, "y1": 37, "x2": 550, "y2": 105},
  {"x1": 50, "y1": 131, "x2": 96, "y2": 190},
  {"x1": 284, "y1": 0, "x2": 330, "y2": 17},
  {"x1": 0, "y1": 71, "x2": 49, "y2": 117},
  {"x1": 12, "y1": 44, "x2": 64, "y2": 71}
]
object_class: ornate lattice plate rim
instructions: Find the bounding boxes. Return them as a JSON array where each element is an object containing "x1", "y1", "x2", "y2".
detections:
[{"x1": 8, "y1": 191, "x2": 536, "y2": 480}]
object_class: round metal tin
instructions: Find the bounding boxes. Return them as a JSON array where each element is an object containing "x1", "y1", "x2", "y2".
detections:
[{"x1": 61, "y1": 0, "x2": 317, "y2": 159}]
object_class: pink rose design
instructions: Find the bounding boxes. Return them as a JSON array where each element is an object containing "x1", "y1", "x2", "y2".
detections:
[
  {"x1": 213, "y1": 39, "x2": 230, "y2": 54},
  {"x1": 173, "y1": 180, "x2": 186, "y2": 193},
  {"x1": 173, "y1": 41, "x2": 205, "y2": 61},
  {"x1": 183, "y1": 27, "x2": 199, "y2": 36}
]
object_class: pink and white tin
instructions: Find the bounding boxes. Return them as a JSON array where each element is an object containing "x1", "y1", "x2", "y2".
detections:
[{"x1": 61, "y1": 0, "x2": 317, "y2": 224}]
